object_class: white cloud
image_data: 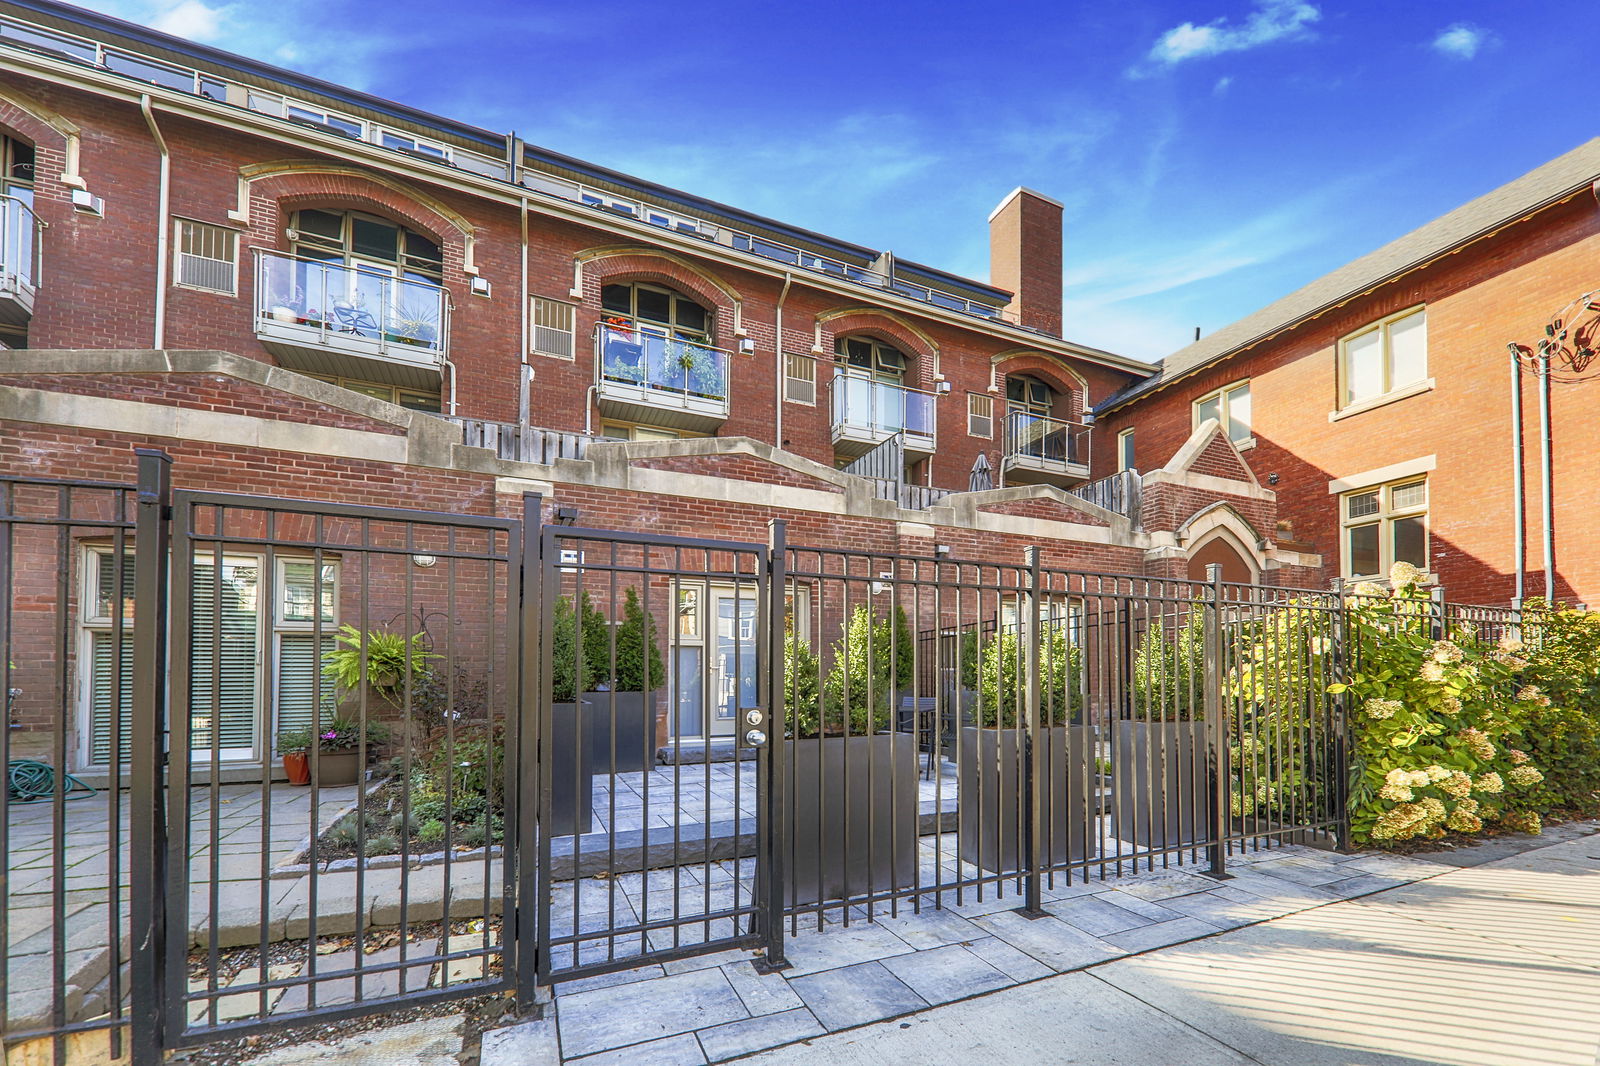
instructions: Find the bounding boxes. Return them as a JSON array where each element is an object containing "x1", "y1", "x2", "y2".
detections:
[
  {"x1": 1213, "y1": 75, "x2": 1234, "y2": 95},
  {"x1": 148, "y1": 0, "x2": 228, "y2": 42},
  {"x1": 1432, "y1": 23, "x2": 1491, "y2": 60},
  {"x1": 1141, "y1": 0, "x2": 1320, "y2": 70}
]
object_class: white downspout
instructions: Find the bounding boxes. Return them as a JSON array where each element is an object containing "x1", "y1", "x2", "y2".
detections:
[
  {"x1": 140, "y1": 95, "x2": 170, "y2": 349},
  {"x1": 774, "y1": 271, "x2": 792, "y2": 450},
  {"x1": 519, "y1": 196, "x2": 531, "y2": 427}
]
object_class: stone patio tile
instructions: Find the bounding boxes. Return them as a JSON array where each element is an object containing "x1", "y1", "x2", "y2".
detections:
[
  {"x1": 271, "y1": 941, "x2": 438, "y2": 1014},
  {"x1": 1154, "y1": 887, "x2": 1284, "y2": 929},
  {"x1": 868, "y1": 904, "x2": 988, "y2": 949},
  {"x1": 696, "y1": 1007, "x2": 824, "y2": 1062},
  {"x1": 567, "y1": 1033, "x2": 706, "y2": 1065},
  {"x1": 556, "y1": 966, "x2": 747, "y2": 1058},
  {"x1": 1101, "y1": 915, "x2": 1223, "y2": 953},
  {"x1": 970, "y1": 909, "x2": 1126, "y2": 972},
  {"x1": 961, "y1": 934, "x2": 1055, "y2": 981},
  {"x1": 1245, "y1": 856, "x2": 1355, "y2": 887},
  {"x1": 777, "y1": 918, "x2": 917, "y2": 977},
  {"x1": 1046, "y1": 894, "x2": 1164, "y2": 937},
  {"x1": 721, "y1": 959, "x2": 803, "y2": 1016},
  {"x1": 553, "y1": 963, "x2": 666, "y2": 997},
  {"x1": 661, "y1": 947, "x2": 762, "y2": 975},
  {"x1": 880, "y1": 942, "x2": 1014, "y2": 1005},
  {"x1": 789, "y1": 960, "x2": 928, "y2": 1031},
  {"x1": 1318, "y1": 872, "x2": 1413, "y2": 898},
  {"x1": 480, "y1": 1017, "x2": 560, "y2": 1066},
  {"x1": 1216, "y1": 869, "x2": 1338, "y2": 907},
  {"x1": 1102, "y1": 869, "x2": 1224, "y2": 900}
]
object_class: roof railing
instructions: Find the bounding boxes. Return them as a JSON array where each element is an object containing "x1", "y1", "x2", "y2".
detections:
[{"x1": 0, "y1": 9, "x2": 1020, "y2": 326}]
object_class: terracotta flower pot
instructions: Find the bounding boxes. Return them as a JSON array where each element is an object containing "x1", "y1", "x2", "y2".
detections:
[{"x1": 282, "y1": 751, "x2": 311, "y2": 786}]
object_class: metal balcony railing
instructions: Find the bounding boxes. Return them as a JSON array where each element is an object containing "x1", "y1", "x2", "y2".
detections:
[
  {"x1": 830, "y1": 370, "x2": 937, "y2": 454},
  {"x1": 1003, "y1": 411, "x2": 1090, "y2": 470},
  {"x1": 0, "y1": 8, "x2": 1022, "y2": 329},
  {"x1": 596, "y1": 318, "x2": 730, "y2": 404},
  {"x1": 0, "y1": 193, "x2": 41, "y2": 311},
  {"x1": 253, "y1": 250, "x2": 450, "y2": 371},
  {"x1": 444, "y1": 417, "x2": 619, "y2": 463}
]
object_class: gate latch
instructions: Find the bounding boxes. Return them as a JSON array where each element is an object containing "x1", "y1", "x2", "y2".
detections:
[{"x1": 739, "y1": 707, "x2": 766, "y2": 748}]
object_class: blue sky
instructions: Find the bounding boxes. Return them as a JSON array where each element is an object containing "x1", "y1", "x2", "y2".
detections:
[{"x1": 76, "y1": 0, "x2": 1590, "y2": 363}]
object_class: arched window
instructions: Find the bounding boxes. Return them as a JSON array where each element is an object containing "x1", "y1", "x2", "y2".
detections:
[
  {"x1": 290, "y1": 209, "x2": 442, "y2": 282},
  {"x1": 601, "y1": 282, "x2": 710, "y2": 343},
  {"x1": 1, "y1": 134, "x2": 34, "y2": 206},
  {"x1": 835, "y1": 335, "x2": 906, "y2": 383},
  {"x1": 1006, "y1": 374, "x2": 1053, "y2": 418}
]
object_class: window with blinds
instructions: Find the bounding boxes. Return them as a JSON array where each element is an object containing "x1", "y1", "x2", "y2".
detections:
[
  {"x1": 174, "y1": 219, "x2": 238, "y2": 294},
  {"x1": 785, "y1": 353, "x2": 816, "y2": 404},
  {"x1": 82, "y1": 550, "x2": 336, "y2": 766},
  {"x1": 531, "y1": 296, "x2": 575, "y2": 359},
  {"x1": 968, "y1": 393, "x2": 993, "y2": 438}
]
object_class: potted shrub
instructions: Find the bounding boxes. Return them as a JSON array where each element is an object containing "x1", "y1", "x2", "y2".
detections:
[
  {"x1": 1119, "y1": 609, "x2": 1210, "y2": 849},
  {"x1": 783, "y1": 606, "x2": 918, "y2": 907},
  {"x1": 278, "y1": 726, "x2": 313, "y2": 785},
  {"x1": 323, "y1": 623, "x2": 437, "y2": 708},
  {"x1": 584, "y1": 587, "x2": 665, "y2": 773},
  {"x1": 548, "y1": 594, "x2": 596, "y2": 835},
  {"x1": 291, "y1": 714, "x2": 389, "y2": 787},
  {"x1": 958, "y1": 621, "x2": 1091, "y2": 874}
]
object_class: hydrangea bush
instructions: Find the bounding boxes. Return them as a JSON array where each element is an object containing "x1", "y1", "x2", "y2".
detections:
[{"x1": 1332, "y1": 564, "x2": 1547, "y2": 845}]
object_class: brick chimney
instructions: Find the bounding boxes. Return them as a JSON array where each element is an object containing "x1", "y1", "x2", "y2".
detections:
[{"x1": 988, "y1": 187, "x2": 1063, "y2": 336}]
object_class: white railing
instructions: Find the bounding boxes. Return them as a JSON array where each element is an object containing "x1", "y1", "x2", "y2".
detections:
[
  {"x1": 596, "y1": 317, "x2": 730, "y2": 404},
  {"x1": 0, "y1": 9, "x2": 1021, "y2": 327},
  {"x1": 830, "y1": 370, "x2": 937, "y2": 450},
  {"x1": 0, "y1": 193, "x2": 39, "y2": 300},
  {"x1": 445, "y1": 417, "x2": 617, "y2": 463},
  {"x1": 254, "y1": 250, "x2": 450, "y2": 362}
]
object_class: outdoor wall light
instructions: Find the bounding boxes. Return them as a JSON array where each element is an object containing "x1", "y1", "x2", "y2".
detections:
[
  {"x1": 554, "y1": 505, "x2": 580, "y2": 526},
  {"x1": 411, "y1": 554, "x2": 438, "y2": 568},
  {"x1": 1267, "y1": 473, "x2": 1280, "y2": 485},
  {"x1": 934, "y1": 544, "x2": 952, "y2": 557}
]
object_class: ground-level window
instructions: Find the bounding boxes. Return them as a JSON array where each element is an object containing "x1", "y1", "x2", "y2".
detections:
[
  {"x1": 81, "y1": 549, "x2": 339, "y2": 767},
  {"x1": 303, "y1": 373, "x2": 441, "y2": 413},
  {"x1": 1342, "y1": 478, "x2": 1427, "y2": 580},
  {"x1": 599, "y1": 421, "x2": 706, "y2": 442}
]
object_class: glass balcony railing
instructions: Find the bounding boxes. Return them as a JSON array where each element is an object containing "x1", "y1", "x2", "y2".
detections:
[
  {"x1": 0, "y1": 193, "x2": 40, "y2": 306},
  {"x1": 597, "y1": 318, "x2": 730, "y2": 405},
  {"x1": 253, "y1": 250, "x2": 449, "y2": 369},
  {"x1": 830, "y1": 370, "x2": 937, "y2": 452},
  {"x1": 1004, "y1": 411, "x2": 1090, "y2": 471}
]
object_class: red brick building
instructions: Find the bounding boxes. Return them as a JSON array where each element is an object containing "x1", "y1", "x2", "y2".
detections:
[
  {"x1": 0, "y1": 0, "x2": 1319, "y2": 772},
  {"x1": 1096, "y1": 140, "x2": 1600, "y2": 608}
]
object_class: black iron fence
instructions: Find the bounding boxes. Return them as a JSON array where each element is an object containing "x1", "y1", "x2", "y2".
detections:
[{"x1": 2, "y1": 457, "x2": 1534, "y2": 1064}]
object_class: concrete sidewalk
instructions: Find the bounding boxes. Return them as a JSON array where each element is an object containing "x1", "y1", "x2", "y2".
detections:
[{"x1": 743, "y1": 830, "x2": 1600, "y2": 1065}]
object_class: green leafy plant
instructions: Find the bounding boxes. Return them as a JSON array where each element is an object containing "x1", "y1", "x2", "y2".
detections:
[
  {"x1": 1131, "y1": 607, "x2": 1206, "y2": 721},
  {"x1": 612, "y1": 587, "x2": 666, "y2": 693},
  {"x1": 305, "y1": 712, "x2": 389, "y2": 753},
  {"x1": 549, "y1": 595, "x2": 596, "y2": 703},
  {"x1": 276, "y1": 725, "x2": 313, "y2": 755},
  {"x1": 783, "y1": 628, "x2": 823, "y2": 739},
  {"x1": 1511, "y1": 601, "x2": 1600, "y2": 816},
  {"x1": 972, "y1": 625, "x2": 1082, "y2": 728},
  {"x1": 323, "y1": 624, "x2": 437, "y2": 709},
  {"x1": 1331, "y1": 565, "x2": 1548, "y2": 845}
]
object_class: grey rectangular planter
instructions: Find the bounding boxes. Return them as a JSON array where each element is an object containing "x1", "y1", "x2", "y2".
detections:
[
  {"x1": 785, "y1": 733, "x2": 918, "y2": 907},
  {"x1": 957, "y1": 725, "x2": 1092, "y2": 874},
  {"x1": 548, "y1": 700, "x2": 594, "y2": 837},
  {"x1": 582, "y1": 689, "x2": 660, "y2": 774},
  {"x1": 1114, "y1": 719, "x2": 1210, "y2": 849}
]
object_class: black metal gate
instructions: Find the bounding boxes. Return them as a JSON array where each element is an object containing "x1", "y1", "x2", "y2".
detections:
[{"x1": 531, "y1": 520, "x2": 785, "y2": 981}]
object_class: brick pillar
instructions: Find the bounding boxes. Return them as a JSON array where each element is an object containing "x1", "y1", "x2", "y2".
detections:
[{"x1": 988, "y1": 187, "x2": 1064, "y2": 337}]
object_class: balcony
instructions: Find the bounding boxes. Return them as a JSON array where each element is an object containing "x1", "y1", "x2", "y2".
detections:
[
  {"x1": 594, "y1": 318, "x2": 730, "y2": 432},
  {"x1": 830, "y1": 370, "x2": 937, "y2": 459},
  {"x1": 0, "y1": 194, "x2": 39, "y2": 326},
  {"x1": 253, "y1": 251, "x2": 450, "y2": 389},
  {"x1": 1002, "y1": 411, "x2": 1090, "y2": 486}
]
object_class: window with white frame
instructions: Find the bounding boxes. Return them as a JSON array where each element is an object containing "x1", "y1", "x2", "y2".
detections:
[
  {"x1": 1117, "y1": 428, "x2": 1135, "y2": 471},
  {"x1": 1193, "y1": 380, "x2": 1251, "y2": 444},
  {"x1": 967, "y1": 392, "x2": 993, "y2": 437},
  {"x1": 531, "y1": 296, "x2": 575, "y2": 359},
  {"x1": 1341, "y1": 307, "x2": 1427, "y2": 408},
  {"x1": 1342, "y1": 478, "x2": 1427, "y2": 580},
  {"x1": 80, "y1": 548, "x2": 338, "y2": 766},
  {"x1": 174, "y1": 219, "x2": 238, "y2": 294}
]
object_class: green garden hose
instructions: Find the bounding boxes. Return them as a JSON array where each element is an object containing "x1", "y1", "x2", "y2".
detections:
[{"x1": 6, "y1": 759, "x2": 96, "y2": 801}]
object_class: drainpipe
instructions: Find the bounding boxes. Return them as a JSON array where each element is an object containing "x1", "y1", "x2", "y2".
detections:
[
  {"x1": 584, "y1": 384, "x2": 598, "y2": 435},
  {"x1": 519, "y1": 196, "x2": 531, "y2": 427},
  {"x1": 774, "y1": 271, "x2": 792, "y2": 450},
  {"x1": 1539, "y1": 347, "x2": 1555, "y2": 601},
  {"x1": 140, "y1": 95, "x2": 170, "y2": 349},
  {"x1": 444, "y1": 357, "x2": 459, "y2": 416},
  {"x1": 1509, "y1": 345, "x2": 1525, "y2": 603}
]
